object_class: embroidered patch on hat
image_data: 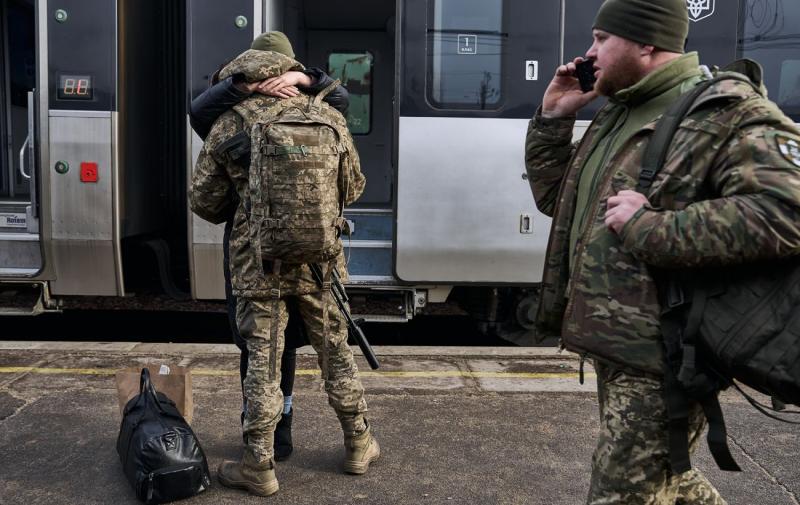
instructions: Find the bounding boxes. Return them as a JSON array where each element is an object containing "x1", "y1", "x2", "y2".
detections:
[{"x1": 775, "y1": 133, "x2": 800, "y2": 168}]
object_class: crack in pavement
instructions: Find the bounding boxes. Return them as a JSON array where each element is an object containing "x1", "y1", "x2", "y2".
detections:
[
  {"x1": 0, "y1": 357, "x2": 54, "y2": 390},
  {"x1": 0, "y1": 389, "x2": 35, "y2": 424},
  {"x1": 0, "y1": 356, "x2": 72, "y2": 425},
  {"x1": 728, "y1": 434, "x2": 800, "y2": 504}
]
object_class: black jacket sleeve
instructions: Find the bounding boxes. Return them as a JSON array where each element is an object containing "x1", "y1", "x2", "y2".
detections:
[
  {"x1": 189, "y1": 76, "x2": 250, "y2": 140},
  {"x1": 190, "y1": 68, "x2": 351, "y2": 141},
  {"x1": 302, "y1": 67, "x2": 350, "y2": 115}
]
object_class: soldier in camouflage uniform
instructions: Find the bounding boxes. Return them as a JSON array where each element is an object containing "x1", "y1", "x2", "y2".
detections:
[
  {"x1": 190, "y1": 48, "x2": 379, "y2": 496},
  {"x1": 190, "y1": 31, "x2": 351, "y2": 461},
  {"x1": 525, "y1": 0, "x2": 800, "y2": 503}
]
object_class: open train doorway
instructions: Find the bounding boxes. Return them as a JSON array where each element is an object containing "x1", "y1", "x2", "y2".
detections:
[
  {"x1": 281, "y1": 0, "x2": 397, "y2": 283},
  {"x1": 0, "y1": 0, "x2": 41, "y2": 276}
]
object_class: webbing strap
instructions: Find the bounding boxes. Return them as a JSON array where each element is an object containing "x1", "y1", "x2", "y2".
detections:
[
  {"x1": 262, "y1": 144, "x2": 344, "y2": 156},
  {"x1": 664, "y1": 364, "x2": 693, "y2": 474},
  {"x1": 320, "y1": 261, "x2": 335, "y2": 382},
  {"x1": 677, "y1": 286, "x2": 708, "y2": 385},
  {"x1": 268, "y1": 260, "x2": 282, "y2": 382},
  {"x1": 248, "y1": 123, "x2": 266, "y2": 269},
  {"x1": 700, "y1": 395, "x2": 742, "y2": 471}
]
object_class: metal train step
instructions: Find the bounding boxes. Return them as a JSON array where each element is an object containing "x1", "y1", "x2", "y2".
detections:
[{"x1": 0, "y1": 282, "x2": 59, "y2": 316}]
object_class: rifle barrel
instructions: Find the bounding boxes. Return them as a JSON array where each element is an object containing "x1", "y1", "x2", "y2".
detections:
[{"x1": 309, "y1": 263, "x2": 379, "y2": 369}]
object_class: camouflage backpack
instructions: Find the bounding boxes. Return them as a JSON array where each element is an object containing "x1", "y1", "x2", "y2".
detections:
[{"x1": 232, "y1": 81, "x2": 351, "y2": 266}]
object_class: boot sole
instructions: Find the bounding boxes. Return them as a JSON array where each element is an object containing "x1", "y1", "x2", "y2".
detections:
[
  {"x1": 344, "y1": 443, "x2": 381, "y2": 475},
  {"x1": 218, "y1": 472, "x2": 279, "y2": 496}
]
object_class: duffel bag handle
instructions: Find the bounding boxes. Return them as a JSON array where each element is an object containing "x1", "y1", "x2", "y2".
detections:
[{"x1": 139, "y1": 367, "x2": 168, "y2": 414}]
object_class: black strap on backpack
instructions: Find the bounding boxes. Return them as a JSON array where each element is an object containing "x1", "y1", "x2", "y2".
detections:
[{"x1": 637, "y1": 73, "x2": 755, "y2": 474}]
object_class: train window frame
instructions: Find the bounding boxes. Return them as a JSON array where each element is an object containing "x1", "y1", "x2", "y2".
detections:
[
  {"x1": 327, "y1": 51, "x2": 374, "y2": 136},
  {"x1": 737, "y1": 0, "x2": 800, "y2": 122},
  {"x1": 425, "y1": 0, "x2": 508, "y2": 111}
]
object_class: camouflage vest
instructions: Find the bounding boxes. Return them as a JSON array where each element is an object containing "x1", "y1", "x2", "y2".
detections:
[{"x1": 232, "y1": 82, "x2": 350, "y2": 266}]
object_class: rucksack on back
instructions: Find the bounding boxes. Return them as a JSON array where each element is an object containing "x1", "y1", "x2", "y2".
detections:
[
  {"x1": 233, "y1": 81, "x2": 351, "y2": 265},
  {"x1": 637, "y1": 60, "x2": 800, "y2": 475}
]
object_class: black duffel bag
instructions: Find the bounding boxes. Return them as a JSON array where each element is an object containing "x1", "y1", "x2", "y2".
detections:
[{"x1": 116, "y1": 368, "x2": 211, "y2": 504}]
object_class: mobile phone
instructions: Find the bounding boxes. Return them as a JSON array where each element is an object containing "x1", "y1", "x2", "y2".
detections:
[{"x1": 575, "y1": 59, "x2": 597, "y2": 93}]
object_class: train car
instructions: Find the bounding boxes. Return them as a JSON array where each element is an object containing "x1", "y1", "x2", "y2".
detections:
[{"x1": 0, "y1": 0, "x2": 798, "y2": 343}]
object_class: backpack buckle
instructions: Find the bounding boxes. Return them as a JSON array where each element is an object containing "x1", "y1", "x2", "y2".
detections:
[
  {"x1": 667, "y1": 281, "x2": 685, "y2": 308},
  {"x1": 639, "y1": 167, "x2": 657, "y2": 187}
]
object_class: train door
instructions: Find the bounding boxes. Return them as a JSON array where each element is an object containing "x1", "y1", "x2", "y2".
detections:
[
  {"x1": 45, "y1": 0, "x2": 120, "y2": 295},
  {"x1": 396, "y1": 0, "x2": 560, "y2": 283},
  {"x1": 0, "y1": 0, "x2": 41, "y2": 276},
  {"x1": 187, "y1": 0, "x2": 261, "y2": 299},
  {"x1": 291, "y1": 0, "x2": 397, "y2": 284}
]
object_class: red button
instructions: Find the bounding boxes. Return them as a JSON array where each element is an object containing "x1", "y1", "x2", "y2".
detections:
[{"x1": 80, "y1": 162, "x2": 98, "y2": 183}]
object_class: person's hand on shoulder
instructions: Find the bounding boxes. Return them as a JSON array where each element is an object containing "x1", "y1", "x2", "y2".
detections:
[{"x1": 258, "y1": 71, "x2": 313, "y2": 98}]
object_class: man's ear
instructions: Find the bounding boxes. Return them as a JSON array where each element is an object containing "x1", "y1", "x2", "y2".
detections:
[{"x1": 640, "y1": 44, "x2": 656, "y2": 57}]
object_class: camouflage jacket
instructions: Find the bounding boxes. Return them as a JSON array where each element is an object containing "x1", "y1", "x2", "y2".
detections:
[
  {"x1": 525, "y1": 59, "x2": 800, "y2": 375},
  {"x1": 190, "y1": 50, "x2": 366, "y2": 298}
]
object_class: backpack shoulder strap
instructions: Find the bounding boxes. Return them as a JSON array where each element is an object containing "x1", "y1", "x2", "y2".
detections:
[
  {"x1": 636, "y1": 74, "x2": 752, "y2": 193},
  {"x1": 310, "y1": 79, "x2": 342, "y2": 109}
]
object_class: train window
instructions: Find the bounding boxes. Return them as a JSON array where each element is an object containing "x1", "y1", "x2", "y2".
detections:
[
  {"x1": 739, "y1": 0, "x2": 800, "y2": 121},
  {"x1": 427, "y1": 0, "x2": 505, "y2": 110},
  {"x1": 328, "y1": 52, "x2": 373, "y2": 135}
]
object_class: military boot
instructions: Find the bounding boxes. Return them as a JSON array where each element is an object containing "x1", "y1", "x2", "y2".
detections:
[
  {"x1": 273, "y1": 408, "x2": 293, "y2": 461},
  {"x1": 217, "y1": 451, "x2": 279, "y2": 496},
  {"x1": 343, "y1": 423, "x2": 380, "y2": 475}
]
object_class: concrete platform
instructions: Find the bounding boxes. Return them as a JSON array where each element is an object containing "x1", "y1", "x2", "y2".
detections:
[{"x1": 0, "y1": 342, "x2": 798, "y2": 504}]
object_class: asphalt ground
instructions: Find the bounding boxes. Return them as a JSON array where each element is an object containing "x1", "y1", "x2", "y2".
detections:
[{"x1": 0, "y1": 342, "x2": 798, "y2": 505}]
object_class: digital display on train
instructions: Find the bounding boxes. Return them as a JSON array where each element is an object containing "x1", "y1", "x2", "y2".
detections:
[{"x1": 57, "y1": 74, "x2": 94, "y2": 100}]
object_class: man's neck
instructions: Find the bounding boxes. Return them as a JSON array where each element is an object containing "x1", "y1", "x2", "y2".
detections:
[{"x1": 642, "y1": 51, "x2": 683, "y2": 77}]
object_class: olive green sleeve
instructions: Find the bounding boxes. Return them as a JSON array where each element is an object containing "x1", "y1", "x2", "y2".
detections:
[
  {"x1": 524, "y1": 109, "x2": 576, "y2": 216},
  {"x1": 622, "y1": 123, "x2": 800, "y2": 267}
]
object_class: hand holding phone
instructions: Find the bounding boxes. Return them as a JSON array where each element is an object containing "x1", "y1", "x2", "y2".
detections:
[
  {"x1": 575, "y1": 59, "x2": 597, "y2": 93},
  {"x1": 541, "y1": 57, "x2": 599, "y2": 118}
]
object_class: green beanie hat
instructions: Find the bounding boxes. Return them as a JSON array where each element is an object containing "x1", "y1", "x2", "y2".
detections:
[
  {"x1": 593, "y1": 0, "x2": 689, "y2": 53},
  {"x1": 250, "y1": 31, "x2": 295, "y2": 58}
]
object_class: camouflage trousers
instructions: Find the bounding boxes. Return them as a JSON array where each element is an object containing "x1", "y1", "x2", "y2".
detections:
[
  {"x1": 236, "y1": 291, "x2": 369, "y2": 464},
  {"x1": 587, "y1": 362, "x2": 726, "y2": 505}
]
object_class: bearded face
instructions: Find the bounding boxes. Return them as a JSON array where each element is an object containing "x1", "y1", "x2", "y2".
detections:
[{"x1": 586, "y1": 30, "x2": 648, "y2": 97}]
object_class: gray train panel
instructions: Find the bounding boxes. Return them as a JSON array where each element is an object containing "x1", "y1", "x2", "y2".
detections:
[
  {"x1": 192, "y1": 243, "x2": 225, "y2": 299},
  {"x1": 47, "y1": 111, "x2": 119, "y2": 295},
  {"x1": 396, "y1": 116, "x2": 550, "y2": 284},
  {"x1": 51, "y1": 238, "x2": 118, "y2": 295}
]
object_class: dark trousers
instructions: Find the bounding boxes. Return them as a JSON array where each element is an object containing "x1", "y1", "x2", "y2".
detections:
[{"x1": 223, "y1": 217, "x2": 306, "y2": 407}]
